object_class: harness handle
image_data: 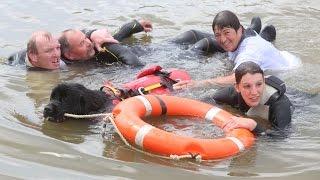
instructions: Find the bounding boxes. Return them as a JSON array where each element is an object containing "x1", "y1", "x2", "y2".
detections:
[{"x1": 100, "y1": 84, "x2": 124, "y2": 101}]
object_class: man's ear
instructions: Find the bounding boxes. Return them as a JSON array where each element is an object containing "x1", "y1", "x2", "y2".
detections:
[
  {"x1": 64, "y1": 51, "x2": 74, "y2": 60},
  {"x1": 28, "y1": 52, "x2": 38, "y2": 63}
]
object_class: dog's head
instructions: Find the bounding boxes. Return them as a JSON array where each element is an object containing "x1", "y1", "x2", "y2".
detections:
[{"x1": 43, "y1": 83, "x2": 111, "y2": 122}]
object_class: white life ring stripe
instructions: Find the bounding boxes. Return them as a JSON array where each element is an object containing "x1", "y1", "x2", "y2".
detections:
[
  {"x1": 205, "y1": 107, "x2": 222, "y2": 121},
  {"x1": 136, "y1": 96, "x2": 152, "y2": 116},
  {"x1": 226, "y1": 137, "x2": 245, "y2": 151},
  {"x1": 135, "y1": 125, "x2": 154, "y2": 148}
]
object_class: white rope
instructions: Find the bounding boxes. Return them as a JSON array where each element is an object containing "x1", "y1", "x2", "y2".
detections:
[
  {"x1": 170, "y1": 154, "x2": 202, "y2": 162},
  {"x1": 64, "y1": 113, "x2": 111, "y2": 119},
  {"x1": 63, "y1": 112, "x2": 203, "y2": 162},
  {"x1": 104, "y1": 115, "x2": 202, "y2": 162}
]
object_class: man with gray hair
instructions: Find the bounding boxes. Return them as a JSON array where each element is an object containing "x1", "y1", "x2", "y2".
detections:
[{"x1": 59, "y1": 19, "x2": 152, "y2": 66}]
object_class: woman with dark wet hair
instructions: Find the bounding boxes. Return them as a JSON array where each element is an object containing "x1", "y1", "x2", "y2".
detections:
[{"x1": 212, "y1": 61, "x2": 293, "y2": 136}]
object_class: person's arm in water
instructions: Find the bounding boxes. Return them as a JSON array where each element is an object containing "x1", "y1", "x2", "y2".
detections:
[
  {"x1": 214, "y1": 89, "x2": 292, "y2": 136},
  {"x1": 80, "y1": 28, "x2": 119, "y2": 52},
  {"x1": 223, "y1": 116, "x2": 257, "y2": 132},
  {"x1": 173, "y1": 73, "x2": 236, "y2": 90},
  {"x1": 89, "y1": 29, "x2": 119, "y2": 51},
  {"x1": 223, "y1": 97, "x2": 292, "y2": 137},
  {"x1": 209, "y1": 85, "x2": 292, "y2": 136},
  {"x1": 113, "y1": 19, "x2": 153, "y2": 42},
  {"x1": 237, "y1": 95, "x2": 293, "y2": 136},
  {"x1": 80, "y1": 19, "x2": 152, "y2": 52}
]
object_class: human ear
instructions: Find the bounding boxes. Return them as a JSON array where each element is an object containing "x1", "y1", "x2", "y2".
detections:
[
  {"x1": 28, "y1": 52, "x2": 38, "y2": 63},
  {"x1": 236, "y1": 26, "x2": 243, "y2": 34},
  {"x1": 64, "y1": 51, "x2": 74, "y2": 60},
  {"x1": 235, "y1": 83, "x2": 240, "y2": 93}
]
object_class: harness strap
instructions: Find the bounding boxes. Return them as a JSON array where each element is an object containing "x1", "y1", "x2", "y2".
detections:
[
  {"x1": 143, "y1": 83, "x2": 163, "y2": 92},
  {"x1": 133, "y1": 71, "x2": 178, "y2": 95},
  {"x1": 100, "y1": 70, "x2": 179, "y2": 100},
  {"x1": 100, "y1": 84, "x2": 124, "y2": 101},
  {"x1": 99, "y1": 47, "x2": 122, "y2": 63}
]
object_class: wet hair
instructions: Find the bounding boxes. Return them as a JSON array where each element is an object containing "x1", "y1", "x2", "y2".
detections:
[
  {"x1": 27, "y1": 31, "x2": 53, "y2": 54},
  {"x1": 235, "y1": 61, "x2": 264, "y2": 84},
  {"x1": 58, "y1": 29, "x2": 75, "y2": 57},
  {"x1": 212, "y1": 10, "x2": 241, "y2": 32}
]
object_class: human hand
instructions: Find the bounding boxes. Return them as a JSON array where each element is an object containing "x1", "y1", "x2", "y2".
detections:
[
  {"x1": 223, "y1": 116, "x2": 257, "y2": 132},
  {"x1": 90, "y1": 29, "x2": 119, "y2": 51},
  {"x1": 173, "y1": 80, "x2": 196, "y2": 90},
  {"x1": 139, "y1": 19, "x2": 153, "y2": 32}
]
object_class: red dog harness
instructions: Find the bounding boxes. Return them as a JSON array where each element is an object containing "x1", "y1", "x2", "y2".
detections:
[{"x1": 101, "y1": 65, "x2": 191, "y2": 103}]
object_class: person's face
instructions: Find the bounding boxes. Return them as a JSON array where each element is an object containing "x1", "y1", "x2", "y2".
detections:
[
  {"x1": 235, "y1": 73, "x2": 265, "y2": 107},
  {"x1": 33, "y1": 37, "x2": 61, "y2": 70},
  {"x1": 66, "y1": 30, "x2": 95, "y2": 61},
  {"x1": 214, "y1": 26, "x2": 242, "y2": 52}
]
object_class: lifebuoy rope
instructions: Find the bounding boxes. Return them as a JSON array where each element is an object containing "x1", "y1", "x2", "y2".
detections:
[
  {"x1": 63, "y1": 112, "x2": 203, "y2": 162},
  {"x1": 64, "y1": 113, "x2": 111, "y2": 118}
]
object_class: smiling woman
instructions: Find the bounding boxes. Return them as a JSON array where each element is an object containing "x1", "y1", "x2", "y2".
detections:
[
  {"x1": 173, "y1": 10, "x2": 301, "y2": 90},
  {"x1": 211, "y1": 61, "x2": 293, "y2": 136},
  {"x1": 212, "y1": 10, "x2": 243, "y2": 52},
  {"x1": 212, "y1": 10, "x2": 300, "y2": 72}
]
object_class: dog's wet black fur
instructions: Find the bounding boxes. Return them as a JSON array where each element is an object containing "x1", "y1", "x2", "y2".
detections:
[{"x1": 43, "y1": 83, "x2": 113, "y2": 122}]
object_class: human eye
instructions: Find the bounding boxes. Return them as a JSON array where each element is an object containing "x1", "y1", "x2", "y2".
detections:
[
  {"x1": 256, "y1": 81, "x2": 263, "y2": 87},
  {"x1": 45, "y1": 48, "x2": 53, "y2": 53},
  {"x1": 243, "y1": 84, "x2": 251, "y2": 89},
  {"x1": 224, "y1": 29, "x2": 231, "y2": 35}
]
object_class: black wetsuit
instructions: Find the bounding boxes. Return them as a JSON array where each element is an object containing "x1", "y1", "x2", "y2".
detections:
[
  {"x1": 172, "y1": 18, "x2": 276, "y2": 53},
  {"x1": 7, "y1": 49, "x2": 27, "y2": 66},
  {"x1": 173, "y1": 28, "x2": 262, "y2": 53},
  {"x1": 211, "y1": 77, "x2": 293, "y2": 136},
  {"x1": 63, "y1": 20, "x2": 146, "y2": 66}
]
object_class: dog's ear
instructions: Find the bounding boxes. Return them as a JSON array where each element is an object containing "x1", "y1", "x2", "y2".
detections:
[
  {"x1": 58, "y1": 90, "x2": 67, "y2": 102},
  {"x1": 51, "y1": 85, "x2": 67, "y2": 102}
]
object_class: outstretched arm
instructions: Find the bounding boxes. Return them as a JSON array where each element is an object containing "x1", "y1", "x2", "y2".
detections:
[
  {"x1": 173, "y1": 73, "x2": 236, "y2": 90},
  {"x1": 80, "y1": 19, "x2": 152, "y2": 51},
  {"x1": 113, "y1": 19, "x2": 153, "y2": 42}
]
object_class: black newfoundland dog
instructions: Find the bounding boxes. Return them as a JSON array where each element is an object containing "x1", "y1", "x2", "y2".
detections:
[{"x1": 43, "y1": 83, "x2": 113, "y2": 122}]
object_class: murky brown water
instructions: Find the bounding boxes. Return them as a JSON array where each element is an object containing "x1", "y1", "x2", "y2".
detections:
[{"x1": 0, "y1": 0, "x2": 320, "y2": 179}]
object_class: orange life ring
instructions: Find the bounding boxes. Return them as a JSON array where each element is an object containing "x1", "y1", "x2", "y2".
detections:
[{"x1": 112, "y1": 95, "x2": 255, "y2": 160}]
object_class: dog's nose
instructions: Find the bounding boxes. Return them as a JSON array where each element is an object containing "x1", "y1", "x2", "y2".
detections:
[
  {"x1": 43, "y1": 106, "x2": 53, "y2": 116},
  {"x1": 46, "y1": 116, "x2": 54, "y2": 122}
]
